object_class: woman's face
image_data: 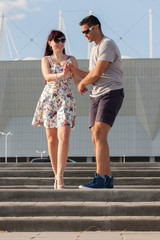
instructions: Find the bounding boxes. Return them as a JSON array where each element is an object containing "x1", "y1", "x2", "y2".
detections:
[{"x1": 49, "y1": 37, "x2": 66, "y2": 53}]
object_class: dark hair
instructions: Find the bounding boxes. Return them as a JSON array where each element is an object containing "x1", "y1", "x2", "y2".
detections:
[
  {"x1": 79, "y1": 15, "x2": 101, "y2": 30},
  {"x1": 44, "y1": 30, "x2": 66, "y2": 56}
]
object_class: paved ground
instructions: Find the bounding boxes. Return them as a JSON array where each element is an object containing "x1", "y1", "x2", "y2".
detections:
[{"x1": 0, "y1": 232, "x2": 160, "y2": 240}]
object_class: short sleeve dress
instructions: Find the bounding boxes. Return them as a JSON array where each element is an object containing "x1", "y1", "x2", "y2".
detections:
[{"x1": 32, "y1": 56, "x2": 76, "y2": 128}]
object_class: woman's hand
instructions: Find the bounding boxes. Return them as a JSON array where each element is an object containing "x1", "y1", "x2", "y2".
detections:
[{"x1": 63, "y1": 64, "x2": 72, "y2": 77}]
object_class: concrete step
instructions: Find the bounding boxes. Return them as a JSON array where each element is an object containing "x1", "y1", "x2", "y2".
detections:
[
  {"x1": 1, "y1": 201, "x2": 160, "y2": 217},
  {"x1": 0, "y1": 177, "x2": 160, "y2": 186},
  {"x1": 1, "y1": 166, "x2": 160, "y2": 172},
  {"x1": 1, "y1": 162, "x2": 160, "y2": 168},
  {"x1": 1, "y1": 162, "x2": 160, "y2": 232},
  {"x1": 0, "y1": 189, "x2": 160, "y2": 202},
  {"x1": 0, "y1": 185, "x2": 160, "y2": 189},
  {"x1": 0, "y1": 169, "x2": 160, "y2": 177},
  {"x1": 0, "y1": 216, "x2": 160, "y2": 231}
]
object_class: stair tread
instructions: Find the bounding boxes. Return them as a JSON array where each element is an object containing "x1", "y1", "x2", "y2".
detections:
[
  {"x1": 1, "y1": 176, "x2": 160, "y2": 179},
  {"x1": 1, "y1": 216, "x2": 160, "y2": 219},
  {"x1": 1, "y1": 201, "x2": 160, "y2": 205}
]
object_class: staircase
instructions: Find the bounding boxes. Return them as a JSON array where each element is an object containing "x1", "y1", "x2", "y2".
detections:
[{"x1": 0, "y1": 162, "x2": 160, "y2": 232}]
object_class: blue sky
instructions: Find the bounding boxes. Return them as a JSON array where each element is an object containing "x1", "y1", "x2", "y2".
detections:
[{"x1": 1, "y1": 0, "x2": 160, "y2": 60}]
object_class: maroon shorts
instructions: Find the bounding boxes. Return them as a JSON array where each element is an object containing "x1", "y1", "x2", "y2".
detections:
[{"x1": 89, "y1": 88, "x2": 124, "y2": 128}]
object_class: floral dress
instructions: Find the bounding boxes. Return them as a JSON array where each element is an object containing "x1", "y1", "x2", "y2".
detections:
[{"x1": 32, "y1": 56, "x2": 76, "y2": 128}]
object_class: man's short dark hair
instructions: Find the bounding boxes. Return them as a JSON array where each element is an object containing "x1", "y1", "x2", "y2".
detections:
[{"x1": 79, "y1": 15, "x2": 101, "y2": 30}]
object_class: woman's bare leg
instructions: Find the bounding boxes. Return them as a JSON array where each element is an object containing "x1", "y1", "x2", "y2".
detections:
[
  {"x1": 57, "y1": 126, "x2": 71, "y2": 185},
  {"x1": 45, "y1": 128, "x2": 58, "y2": 176}
]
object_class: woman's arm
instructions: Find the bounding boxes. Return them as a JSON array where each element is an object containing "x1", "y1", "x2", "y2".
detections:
[{"x1": 41, "y1": 56, "x2": 65, "y2": 82}]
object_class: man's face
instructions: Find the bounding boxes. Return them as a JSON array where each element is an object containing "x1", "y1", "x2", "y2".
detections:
[{"x1": 81, "y1": 24, "x2": 96, "y2": 42}]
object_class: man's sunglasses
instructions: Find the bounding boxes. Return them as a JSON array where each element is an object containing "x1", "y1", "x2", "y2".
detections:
[
  {"x1": 54, "y1": 38, "x2": 66, "y2": 44},
  {"x1": 82, "y1": 25, "x2": 98, "y2": 35}
]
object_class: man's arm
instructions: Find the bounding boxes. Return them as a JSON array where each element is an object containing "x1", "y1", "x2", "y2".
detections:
[
  {"x1": 67, "y1": 57, "x2": 88, "y2": 94},
  {"x1": 78, "y1": 60, "x2": 110, "y2": 94},
  {"x1": 67, "y1": 63, "x2": 89, "y2": 79}
]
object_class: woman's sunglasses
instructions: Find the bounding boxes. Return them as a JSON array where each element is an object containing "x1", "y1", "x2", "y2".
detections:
[{"x1": 54, "y1": 38, "x2": 66, "y2": 44}]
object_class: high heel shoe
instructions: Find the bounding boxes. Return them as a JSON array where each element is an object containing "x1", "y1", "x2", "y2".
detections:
[{"x1": 56, "y1": 175, "x2": 65, "y2": 189}]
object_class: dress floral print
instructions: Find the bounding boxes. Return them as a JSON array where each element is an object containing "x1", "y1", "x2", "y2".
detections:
[{"x1": 32, "y1": 56, "x2": 76, "y2": 128}]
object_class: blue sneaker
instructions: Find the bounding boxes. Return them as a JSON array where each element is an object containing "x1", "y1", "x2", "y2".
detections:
[
  {"x1": 105, "y1": 175, "x2": 114, "y2": 188},
  {"x1": 79, "y1": 173, "x2": 105, "y2": 189}
]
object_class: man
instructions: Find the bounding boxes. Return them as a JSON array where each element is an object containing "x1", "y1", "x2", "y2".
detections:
[{"x1": 69, "y1": 15, "x2": 124, "y2": 189}]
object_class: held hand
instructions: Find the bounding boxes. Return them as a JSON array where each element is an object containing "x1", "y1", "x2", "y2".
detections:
[
  {"x1": 66, "y1": 63, "x2": 77, "y2": 75},
  {"x1": 63, "y1": 64, "x2": 72, "y2": 78}
]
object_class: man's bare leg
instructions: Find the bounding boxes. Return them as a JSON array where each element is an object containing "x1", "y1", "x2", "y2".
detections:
[{"x1": 91, "y1": 121, "x2": 111, "y2": 176}]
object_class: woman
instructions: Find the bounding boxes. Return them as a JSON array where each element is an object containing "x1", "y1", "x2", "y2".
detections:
[{"x1": 32, "y1": 30, "x2": 85, "y2": 189}]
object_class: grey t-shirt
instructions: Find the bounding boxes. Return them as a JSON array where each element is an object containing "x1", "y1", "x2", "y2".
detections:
[{"x1": 89, "y1": 36, "x2": 124, "y2": 97}]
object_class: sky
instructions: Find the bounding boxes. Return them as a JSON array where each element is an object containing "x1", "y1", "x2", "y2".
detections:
[{"x1": 0, "y1": 0, "x2": 160, "y2": 60}]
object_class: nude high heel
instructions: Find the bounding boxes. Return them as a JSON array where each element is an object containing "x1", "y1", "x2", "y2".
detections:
[{"x1": 56, "y1": 175, "x2": 65, "y2": 189}]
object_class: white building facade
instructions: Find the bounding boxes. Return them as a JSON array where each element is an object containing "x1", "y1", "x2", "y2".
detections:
[{"x1": 0, "y1": 59, "x2": 160, "y2": 161}]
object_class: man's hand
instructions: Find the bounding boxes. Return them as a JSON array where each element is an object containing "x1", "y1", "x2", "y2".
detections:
[{"x1": 78, "y1": 82, "x2": 88, "y2": 95}]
